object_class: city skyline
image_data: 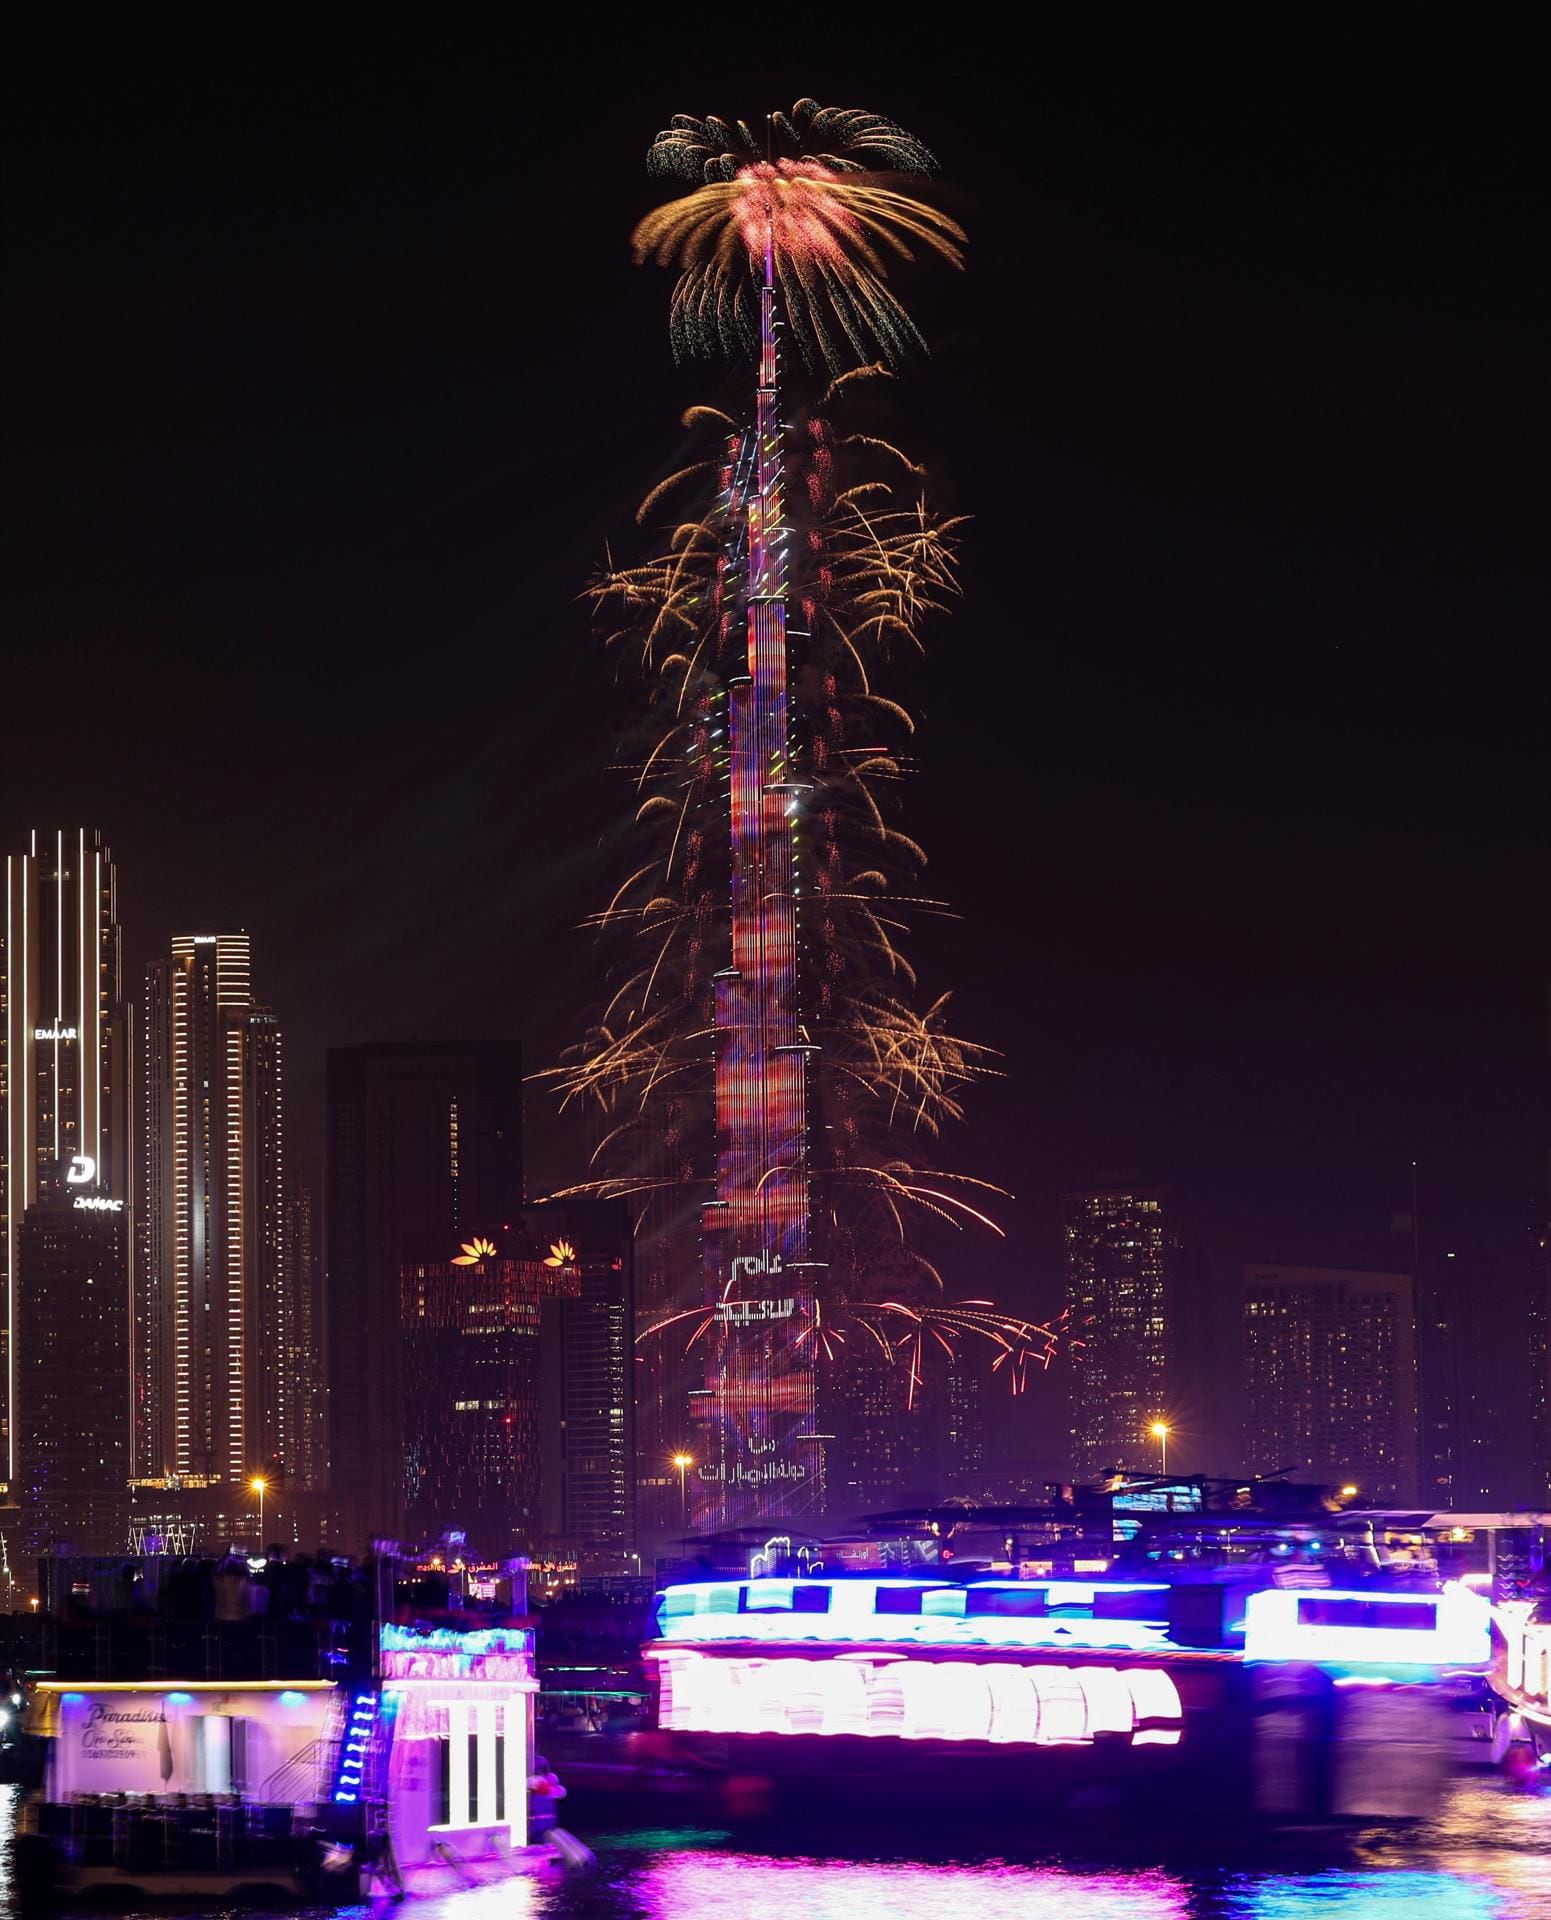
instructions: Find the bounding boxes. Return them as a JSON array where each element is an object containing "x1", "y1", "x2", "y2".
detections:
[{"x1": 2, "y1": 51, "x2": 1546, "y2": 1518}]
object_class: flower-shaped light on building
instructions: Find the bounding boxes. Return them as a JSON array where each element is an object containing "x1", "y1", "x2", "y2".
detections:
[
  {"x1": 452, "y1": 1236, "x2": 499, "y2": 1266},
  {"x1": 545, "y1": 1240, "x2": 577, "y2": 1268}
]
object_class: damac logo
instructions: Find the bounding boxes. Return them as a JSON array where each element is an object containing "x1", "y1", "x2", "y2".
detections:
[
  {"x1": 66, "y1": 1155, "x2": 96, "y2": 1184},
  {"x1": 74, "y1": 1196, "x2": 124, "y2": 1213}
]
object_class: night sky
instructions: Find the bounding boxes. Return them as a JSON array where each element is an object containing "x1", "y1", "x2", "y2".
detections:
[{"x1": 7, "y1": 36, "x2": 1545, "y2": 1473}]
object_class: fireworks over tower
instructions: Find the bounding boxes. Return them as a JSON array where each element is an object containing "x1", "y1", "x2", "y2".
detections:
[
  {"x1": 698, "y1": 205, "x2": 820, "y2": 1525},
  {"x1": 552, "y1": 104, "x2": 1060, "y2": 1533}
]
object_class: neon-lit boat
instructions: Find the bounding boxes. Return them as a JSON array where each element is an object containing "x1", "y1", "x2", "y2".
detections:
[
  {"x1": 15, "y1": 1558, "x2": 559, "y2": 1901},
  {"x1": 644, "y1": 1570, "x2": 1492, "y2": 1822}
]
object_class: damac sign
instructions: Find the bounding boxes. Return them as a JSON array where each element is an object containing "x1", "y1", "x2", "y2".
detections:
[
  {"x1": 34, "y1": 1025, "x2": 77, "y2": 1041},
  {"x1": 66, "y1": 1155, "x2": 96, "y2": 1184},
  {"x1": 74, "y1": 1196, "x2": 124, "y2": 1213}
]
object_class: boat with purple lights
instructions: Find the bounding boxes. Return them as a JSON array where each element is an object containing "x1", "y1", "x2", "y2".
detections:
[
  {"x1": 641, "y1": 1483, "x2": 1498, "y2": 1826},
  {"x1": 14, "y1": 1552, "x2": 577, "y2": 1902}
]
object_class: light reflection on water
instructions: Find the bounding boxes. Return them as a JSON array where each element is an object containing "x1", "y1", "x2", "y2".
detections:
[{"x1": 5, "y1": 1777, "x2": 1548, "y2": 1920}]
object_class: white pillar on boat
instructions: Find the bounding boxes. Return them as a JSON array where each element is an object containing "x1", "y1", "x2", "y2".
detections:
[{"x1": 444, "y1": 1700, "x2": 470, "y2": 1827}]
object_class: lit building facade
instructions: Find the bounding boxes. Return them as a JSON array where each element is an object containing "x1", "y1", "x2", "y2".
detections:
[
  {"x1": 1242, "y1": 1264, "x2": 1418, "y2": 1504},
  {"x1": 136, "y1": 934, "x2": 296, "y2": 1490},
  {"x1": 326, "y1": 1041, "x2": 522, "y2": 1547},
  {"x1": 402, "y1": 1226, "x2": 580, "y2": 1558},
  {"x1": 1064, "y1": 1185, "x2": 1171, "y2": 1481},
  {"x1": 1531, "y1": 1207, "x2": 1551, "y2": 1508},
  {"x1": 1, "y1": 828, "x2": 128, "y2": 1486},
  {"x1": 17, "y1": 1174, "x2": 130, "y2": 1555},
  {"x1": 532, "y1": 1198, "x2": 637, "y2": 1571}
]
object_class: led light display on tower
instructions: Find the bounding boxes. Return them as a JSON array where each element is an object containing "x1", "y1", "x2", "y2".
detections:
[{"x1": 548, "y1": 104, "x2": 1064, "y2": 1534}]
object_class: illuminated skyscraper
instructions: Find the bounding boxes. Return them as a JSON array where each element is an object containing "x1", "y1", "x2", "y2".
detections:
[
  {"x1": 1064, "y1": 1185, "x2": 1171, "y2": 1480},
  {"x1": 402, "y1": 1224, "x2": 580, "y2": 1558},
  {"x1": 326, "y1": 1041, "x2": 522, "y2": 1547},
  {"x1": 136, "y1": 934, "x2": 294, "y2": 1491},
  {"x1": 1242, "y1": 1264, "x2": 1418, "y2": 1503},
  {"x1": 1, "y1": 827, "x2": 128, "y2": 1487},
  {"x1": 533, "y1": 1198, "x2": 637, "y2": 1570}
]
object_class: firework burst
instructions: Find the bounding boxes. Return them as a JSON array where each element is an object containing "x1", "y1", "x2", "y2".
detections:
[{"x1": 634, "y1": 100, "x2": 964, "y2": 369}]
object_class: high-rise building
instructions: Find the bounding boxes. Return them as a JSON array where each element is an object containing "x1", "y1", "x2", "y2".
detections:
[
  {"x1": 532, "y1": 1198, "x2": 637, "y2": 1571},
  {"x1": 1242, "y1": 1265, "x2": 1418, "y2": 1503},
  {"x1": 401, "y1": 1224, "x2": 579, "y2": 1558},
  {"x1": 2, "y1": 828, "x2": 128, "y2": 1486},
  {"x1": 1064, "y1": 1185, "x2": 1171, "y2": 1481},
  {"x1": 136, "y1": 933, "x2": 293, "y2": 1490},
  {"x1": 326, "y1": 1042, "x2": 522, "y2": 1548},
  {"x1": 16, "y1": 1172, "x2": 130, "y2": 1555},
  {"x1": 284, "y1": 1172, "x2": 326, "y2": 1493}
]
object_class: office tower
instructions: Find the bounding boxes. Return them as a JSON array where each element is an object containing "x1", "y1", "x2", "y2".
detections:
[
  {"x1": 326, "y1": 1042, "x2": 522, "y2": 1547},
  {"x1": 17, "y1": 1177, "x2": 130, "y2": 1555},
  {"x1": 136, "y1": 933, "x2": 293, "y2": 1490},
  {"x1": 1064, "y1": 1185, "x2": 1171, "y2": 1481},
  {"x1": 532, "y1": 1198, "x2": 637, "y2": 1572},
  {"x1": 285, "y1": 1172, "x2": 325, "y2": 1491},
  {"x1": 401, "y1": 1224, "x2": 580, "y2": 1557},
  {"x1": 1242, "y1": 1265, "x2": 1418, "y2": 1503},
  {"x1": 2, "y1": 828, "x2": 128, "y2": 1485}
]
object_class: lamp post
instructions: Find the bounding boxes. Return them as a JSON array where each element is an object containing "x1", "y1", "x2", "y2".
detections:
[
  {"x1": 671, "y1": 1453, "x2": 693, "y2": 1536},
  {"x1": 250, "y1": 1476, "x2": 267, "y2": 1548},
  {"x1": 1149, "y1": 1422, "x2": 1170, "y2": 1477}
]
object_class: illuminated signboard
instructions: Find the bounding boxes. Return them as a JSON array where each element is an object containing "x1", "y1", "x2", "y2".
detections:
[
  {"x1": 714, "y1": 1298, "x2": 796, "y2": 1327},
  {"x1": 1242, "y1": 1585, "x2": 1490, "y2": 1670},
  {"x1": 35, "y1": 1025, "x2": 77, "y2": 1042},
  {"x1": 65, "y1": 1155, "x2": 96, "y2": 1184},
  {"x1": 73, "y1": 1196, "x2": 124, "y2": 1213}
]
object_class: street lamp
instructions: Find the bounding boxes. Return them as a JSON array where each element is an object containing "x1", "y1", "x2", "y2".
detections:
[
  {"x1": 671, "y1": 1454, "x2": 693, "y2": 1534},
  {"x1": 250, "y1": 1476, "x2": 267, "y2": 1547},
  {"x1": 1149, "y1": 1422, "x2": 1170, "y2": 1477}
]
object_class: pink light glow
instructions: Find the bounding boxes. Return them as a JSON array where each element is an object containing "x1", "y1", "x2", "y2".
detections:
[
  {"x1": 730, "y1": 160, "x2": 856, "y2": 265},
  {"x1": 654, "y1": 1649, "x2": 1183, "y2": 1747}
]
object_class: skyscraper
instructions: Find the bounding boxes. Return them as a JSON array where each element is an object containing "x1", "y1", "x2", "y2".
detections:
[
  {"x1": 136, "y1": 934, "x2": 292, "y2": 1490},
  {"x1": 284, "y1": 1172, "x2": 326, "y2": 1493},
  {"x1": 402, "y1": 1224, "x2": 580, "y2": 1558},
  {"x1": 16, "y1": 1174, "x2": 130, "y2": 1555},
  {"x1": 1064, "y1": 1185, "x2": 1171, "y2": 1481},
  {"x1": 1242, "y1": 1264, "x2": 1418, "y2": 1503},
  {"x1": 326, "y1": 1042, "x2": 522, "y2": 1547},
  {"x1": 532, "y1": 1198, "x2": 637, "y2": 1571},
  {"x1": 2, "y1": 827, "x2": 128, "y2": 1486}
]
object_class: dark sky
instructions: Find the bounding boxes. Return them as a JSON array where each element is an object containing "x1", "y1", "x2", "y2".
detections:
[{"x1": 6, "y1": 34, "x2": 1545, "y2": 1471}]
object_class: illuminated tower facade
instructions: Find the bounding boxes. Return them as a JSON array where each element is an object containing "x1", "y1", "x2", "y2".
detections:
[
  {"x1": 1, "y1": 827, "x2": 128, "y2": 1487},
  {"x1": 696, "y1": 246, "x2": 820, "y2": 1528},
  {"x1": 136, "y1": 934, "x2": 293, "y2": 1490}
]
